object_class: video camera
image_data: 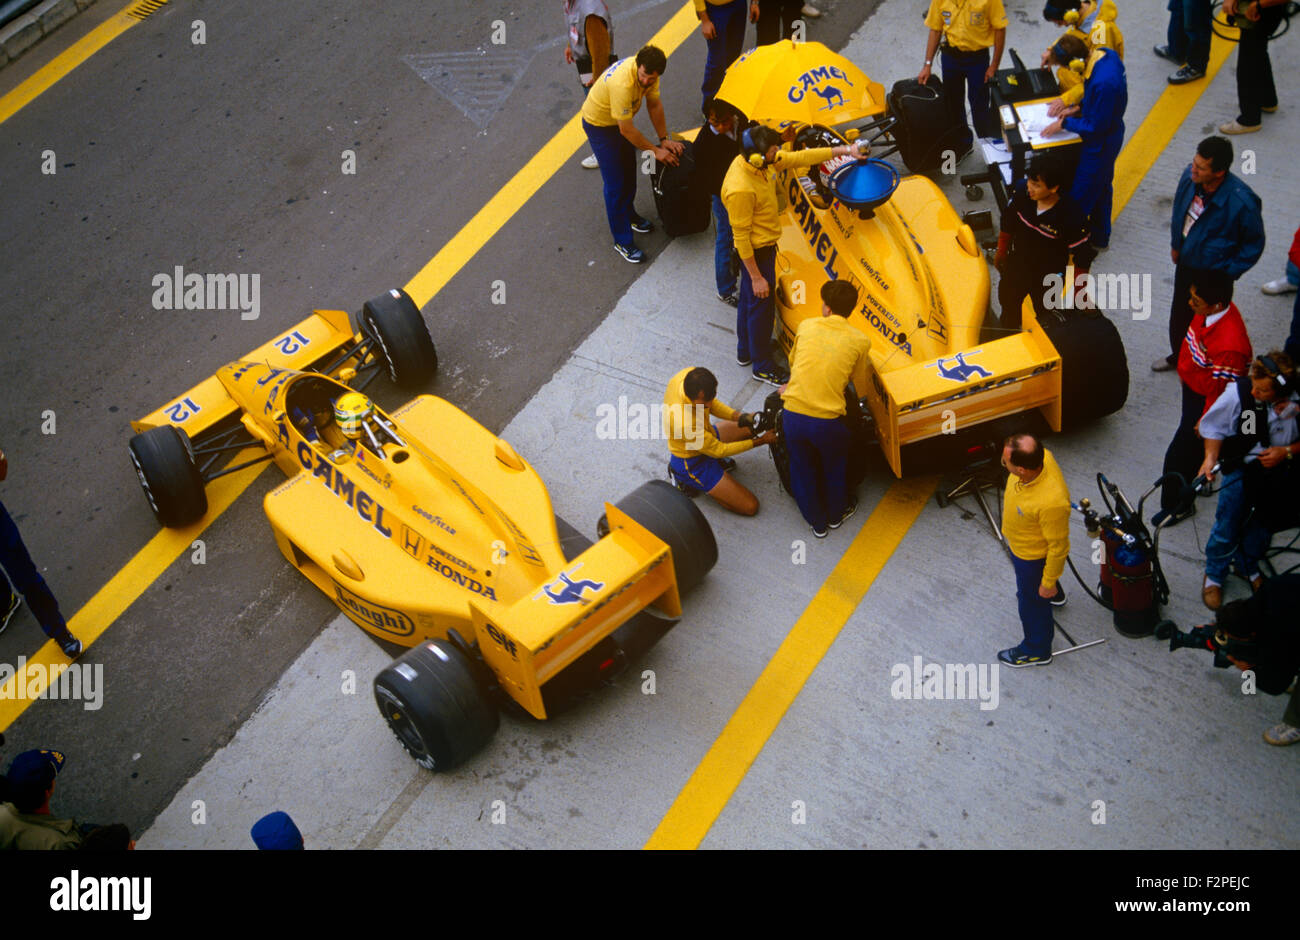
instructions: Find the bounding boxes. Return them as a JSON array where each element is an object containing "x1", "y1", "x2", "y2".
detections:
[{"x1": 1158, "y1": 622, "x2": 1258, "y2": 670}]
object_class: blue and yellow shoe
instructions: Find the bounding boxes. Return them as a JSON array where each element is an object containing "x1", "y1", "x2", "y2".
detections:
[{"x1": 997, "y1": 647, "x2": 1052, "y2": 668}]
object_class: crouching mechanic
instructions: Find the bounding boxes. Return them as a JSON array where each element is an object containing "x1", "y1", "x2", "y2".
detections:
[
  {"x1": 1212, "y1": 572, "x2": 1300, "y2": 746},
  {"x1": 998, "y1": 432, "x2": 1070, "y2": 667},
  {"x1": 779, "y1": 279, "x2": 872, "y2": 537},
  {"x1": 1196, "y1": 351, "x2": 1300, "y2": 609},
  {"x1": 664, "y1": 366, "x2": 775, "y2": 514}
]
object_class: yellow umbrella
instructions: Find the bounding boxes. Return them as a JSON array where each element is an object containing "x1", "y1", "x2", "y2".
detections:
[{"x1": 716, "y1": 40, "x2": 886, "y2": 130}]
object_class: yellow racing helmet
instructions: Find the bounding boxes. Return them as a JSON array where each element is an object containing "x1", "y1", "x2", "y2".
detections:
[{"x1": 333, "y1": 392, "x2": 373, "y2": 440}]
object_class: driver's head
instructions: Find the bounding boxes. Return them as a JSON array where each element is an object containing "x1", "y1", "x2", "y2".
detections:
[{"x1": 334, "y1": 392, "x2": 374, "y2": 440}]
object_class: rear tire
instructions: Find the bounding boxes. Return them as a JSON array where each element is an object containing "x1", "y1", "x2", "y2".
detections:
[
  {"x1": 128, "y1": 425, "x2": 207, "y2": 527},
  {"x1": 360, "y1": 288, "x2": 438, "y2": 388},
  {"x1": 374, "y1": 639, "x2": 498, "y2": 772},
  {"x1": 598, "y1": 480, "x2": 717, "y2": 594},
  {"x1": 1041, "y1": 311, "x2": 1129, "y2": 429}
]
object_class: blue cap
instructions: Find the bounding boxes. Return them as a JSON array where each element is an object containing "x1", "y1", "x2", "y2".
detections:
[
  {"x1": 6, "y1": 749, "x2": 65, "y2": 791},
  {"x1": 251, "y1": 811, "x2": 304, "y2": 850}
]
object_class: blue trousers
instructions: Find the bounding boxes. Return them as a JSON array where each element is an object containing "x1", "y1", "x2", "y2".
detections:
[
  {"x1": 712, "y1": 195, "x2": 737, "y2": 298},
  {"x1": 0, "y1": 499, "x2": 71, "y2": 641},
  {"x1": 701, "y1": 0, "x2": 748, "y2": 108},
  {"x1": 1166, "y1": 0, "x2": 1211, "y2": 72},
  {"x1": 1204, "y1": 467, "x2": 1272, "y2": 582},
  {"x1": 583, "y1": 119, "x2": 639, "y2": 249},
  {"x1": 782, "y1": 409, "x2": 850, "y2": 530},
  {"x1": 1070, "y1": 127, "x2": 1123, "y2": 248},
  {"x1": 940, "y1": 47, "x2": 991, "y2": 140},
  {"x1": 1010, "y1": 551, "x2": 1054, "y2": 657},
  {"x1": 737, "y1": 244, "x2": 778, "y2": 374}
]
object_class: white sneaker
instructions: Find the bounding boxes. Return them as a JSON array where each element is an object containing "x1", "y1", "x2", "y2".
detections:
[
  {"x1": 581, "y1": 153, "x2": 599, "y2": 169},
  {"x1": 801, "y1": 3, "x2": 822, "y2": 16},
  {"x1": 1261, "y1": 278, "x2": 1298, "y2": 295}
]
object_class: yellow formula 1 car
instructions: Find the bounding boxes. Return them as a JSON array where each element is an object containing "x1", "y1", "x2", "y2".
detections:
[
  {"x1": 718, "y1": 42, "x2": 1128, "y2": 479},
  {"x1": 128, "y1": 290, "x2": 716, "y2": 770}
]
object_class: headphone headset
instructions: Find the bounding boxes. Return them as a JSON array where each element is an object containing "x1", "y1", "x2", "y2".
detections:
[
  {"x1": 1256, "y1": 354, "x2": 1290, "y2": 389},
  {"x1": 1063, "y1": 9, "x2": 1080, "y2": 25},
  {"x1": 742, "y1": 127, "x2": 766, "y2": 168},
  {"x1": 1051, "y1": 41, "x2": 1086, "y2": 72}
]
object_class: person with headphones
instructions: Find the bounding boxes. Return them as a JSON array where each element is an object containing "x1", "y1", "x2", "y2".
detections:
[
  {"x1": 720, "y1": 123, "x2": 867, "y2": 385},
  {"x1": 1196, "y1": 351, "x2": 1300, "y2": 609},
  {"x1": 1042, "y1": 33, "x2": 1126, "y2": 250},
  {"x1": 1217, "y1": 0, "x2": 1289, "y2": 134},
  {"x1": 1040, "y1": 0, "x2": 1124, "y2": 112}
]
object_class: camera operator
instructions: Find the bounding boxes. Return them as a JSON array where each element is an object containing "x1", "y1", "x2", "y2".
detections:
[
  {"x1": 1196, "y1": 351, "x2": 1300, "y2": 609},
  {"x1": 1213, "y1": 572, "x2": 1300, "y2": 746}
]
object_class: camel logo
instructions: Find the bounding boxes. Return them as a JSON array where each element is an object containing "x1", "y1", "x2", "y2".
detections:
[
  {"x1": 787, "y1": 65, "x2": 855, "y2": 106},
  {"x1": 540, "y1": 571, "x2": 605, "y2": 606},
  {"x1": 935, "y1": 351, "x2": 993, "y2": 383},
  {"x1": 811, "y1": 85, "x2": 845, "y2": 111},
  {"x1": 334, "y1": 584, "x2": 415, "y2": 637}
]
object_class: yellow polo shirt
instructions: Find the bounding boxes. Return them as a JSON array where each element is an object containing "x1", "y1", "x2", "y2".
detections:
[
  {"x1": 924, "y1": 0, "x2": 1008, "y2": 52},
  {"x1": 782, "y1": 316, "x2": 872, "y2": 420},
  {"x1": 721, "y1": 146, "x2": 834, "y2": 259},
  {"x1": 663, "y1": 367, "x2": 755, "y2": 460},
  {"x1": 581, "y1": 56, "x2": 659, "y2": 127},
  {"x1": 1000, "y1": 449, "x2": 1071, "y2": 590}
]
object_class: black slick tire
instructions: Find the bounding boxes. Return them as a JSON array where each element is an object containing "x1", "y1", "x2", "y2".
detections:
[
  {"x1": 128, "y1": 425, "x2": 207, "y2": 527},
  {"x1": 359, "y1": 288, "x2": 438, "y2": 388},
  {"x1": 373, "y1": 639, "x2": 499, "y2": 772},
  {"x1": 597, "y1": 480, "x2": 717, "y2": 594},
  {"x1": 1040, "y1": 310, "x2": 1129, "y2": 429}
]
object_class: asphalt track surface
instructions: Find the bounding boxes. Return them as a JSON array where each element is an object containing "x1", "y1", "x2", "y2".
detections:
[
  {"x1": 0, "y1": 1, "x2": 873, "y2": 835},
  {"x1": 1, "y1": 0, "x2": 1297, "y2": 863}
]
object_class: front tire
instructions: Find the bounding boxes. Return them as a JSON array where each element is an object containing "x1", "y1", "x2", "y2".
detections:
[
  {"x1": 598, "y1": 480, "x2": 717, "y2": 594},
  {"x1": 374, "y1": 639, "x2": 498, "y2": 771},
  {"x1": 128, "y1": 425, "x2": 207, "y2": 527},
  {"x1": 359, "y1": 288, "x2": 438, "y2": 388}
]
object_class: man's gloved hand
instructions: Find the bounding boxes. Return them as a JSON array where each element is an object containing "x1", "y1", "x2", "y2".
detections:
[{"x1": 737, "y1": 412, "x2": 755, "y2": 431}]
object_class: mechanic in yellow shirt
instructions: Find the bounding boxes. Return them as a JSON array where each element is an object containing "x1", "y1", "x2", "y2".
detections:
[
  {"x1": 721, "y1": 124, "x2": 867, "y2": 385},
  {"x1": 779, "y1": 279, "x2": 872, "y2": 537},
  {"x1": 581, "y1": 45, "x2": 686, "y2": 264},
  {"x1": 998, "y1": 432, "x2": 1071, "y2": 667},
  {"x1": 917, "y1": 0, "x2": 1008, "y2": 139},
  {"x1": 1041, "y1": 0, "x2": 1124, "y2": 109},
  {"x1": 664, "y1": 366, "x2": 774, "y2": 515}
]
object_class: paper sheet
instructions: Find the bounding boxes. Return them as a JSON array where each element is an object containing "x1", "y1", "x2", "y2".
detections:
[{"x1": 1015, "y1": 101, "x2": 1081, "y2": 148}]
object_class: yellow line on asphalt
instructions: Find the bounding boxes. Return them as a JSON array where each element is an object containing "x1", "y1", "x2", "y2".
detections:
[
  {"x1": 0, "y1": 3, "x2": 141, "y2": 127},
  {"x1": 644, "y1": 476, "x2": 937, "y2": 850},
  {"x1": 1112, "y1": 28, "x2": 1236, "y2": 220},
  {"x1": 644, "y1": 28, "x2": 1240, "y2": 851},
  {"x1": 0, "y1": 449, "x2": 267, "y2": 730},
  {"x1": 0, "y1": 4, "x2": 699, "y2": 732},
  {"x1": 404, "y1": 1, "x2": 699, "y2": 308}
]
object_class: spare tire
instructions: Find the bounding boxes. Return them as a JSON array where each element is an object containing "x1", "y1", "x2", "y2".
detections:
[
  {"x1": 359, "y1": 288, "x2": 438, "y2": 388},
  {"x1": 374, "y1": 639, "x2": 498, "y2": 772},
  {"x1": 1041, "y1": 310, "x2": 1129, "y2": 429},
  {"x1": 597, "y1": 480, "x2": 717, "y2": 595},
  {"x1": 128, "y1": 425, "x2": 207, "y2": 527}
]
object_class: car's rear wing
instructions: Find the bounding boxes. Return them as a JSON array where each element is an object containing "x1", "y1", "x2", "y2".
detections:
[
  {"x1": 873, "y1": 320, "x2": 1063, "y2": 476},
  {"x1": 469, "y1": 504, "x2": 682, "y2": 720},
  {"x1": 131, "y1": 308, "x2": 359, "y2": 438}
]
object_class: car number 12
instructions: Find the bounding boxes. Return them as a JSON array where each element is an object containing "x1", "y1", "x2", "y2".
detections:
[
  {"x1": 274, "y1": 330, "x2": 311, "y2": 356},
  {"x1": 165, "y1": 396, "x2": 201, "y2": 424}
]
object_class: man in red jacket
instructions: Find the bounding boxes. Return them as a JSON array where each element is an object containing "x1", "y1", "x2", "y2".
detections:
[{"x1": 1155, "y1": 268, "x2": 1253, "y2": 526}]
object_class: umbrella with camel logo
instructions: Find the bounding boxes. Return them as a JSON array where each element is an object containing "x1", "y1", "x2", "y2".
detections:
[{"x1": 715, "y1": 39, "x2": 886, "y2": 130}]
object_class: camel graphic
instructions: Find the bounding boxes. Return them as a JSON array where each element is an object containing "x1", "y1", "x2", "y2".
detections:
[
  {"x1": 935, "y1": 352, "x2": 993, "y2": 382},
  {"x1": 542, "y1": 571, "x2": 605, "y2": 605},
  {"x1": 812, "y1": 85, "x2": 845, "y2": 111}
]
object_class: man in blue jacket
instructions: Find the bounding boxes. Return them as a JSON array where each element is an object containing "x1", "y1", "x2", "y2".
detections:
[
  {"x1": 1154, "y1": 136, "x2": 1265, "y2": 371},
  {"x1": 1043, "y1": 36, "x2": 1125, "y2": 250}
]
